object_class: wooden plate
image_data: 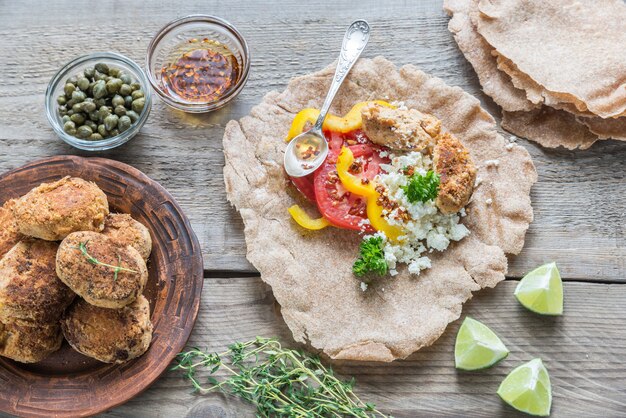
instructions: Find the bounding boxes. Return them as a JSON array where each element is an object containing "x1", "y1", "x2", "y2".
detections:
[{"x1": 0, "y1": 156, "x2": 204, "y2": 417}]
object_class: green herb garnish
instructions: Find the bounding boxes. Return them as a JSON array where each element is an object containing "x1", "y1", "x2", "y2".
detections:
[
  {"x1": 401, "y1": 170, "x2": 440, "y2": 203},
  {"x1": 353, "y1": 236, "x2": 388, "y2": 277},
  {"x1": 173, "y1": 337, "x2": 387, "y2": 417},
  {"x1": 75, "y1": 241, "x2": 138, "y2": 281}
]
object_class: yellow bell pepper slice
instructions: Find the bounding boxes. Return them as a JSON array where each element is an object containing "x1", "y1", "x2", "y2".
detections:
[
  {"x1": 286, "y1": 100, "x2": 395, "y2": 141},
  {"x1": 335, "y1": 147, "x2": 404, "y2": 242},
  {"x1": 288, "y1": 205, "x2": 331, "y2": 230},
  {"x1": 336, "y1": 147, "x2": 377, "y2": 197}
]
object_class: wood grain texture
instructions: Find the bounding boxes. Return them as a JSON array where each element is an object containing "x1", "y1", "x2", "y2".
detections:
[
  {"x1": 0, "y1": 157, "x2": 204, "y2": 417},
  {"x1": 0, "y1": 0, "x2": 623, "y2": 280},
  {"x1": 100, "y1": 277, "x2": 626, "y2": 418}
]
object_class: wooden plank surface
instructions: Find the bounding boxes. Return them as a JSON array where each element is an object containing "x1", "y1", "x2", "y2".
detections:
[
  {"x1": 0, "y1": 0, "x2": 625, "y2": 417},
  {"x1": 101, "y1": 278, "x2": 626, "y2": 418},
  {"x1": 0, "y1": 0, "x2": 623, "y2": 281}
]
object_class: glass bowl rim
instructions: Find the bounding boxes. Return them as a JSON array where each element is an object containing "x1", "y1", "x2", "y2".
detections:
[
  {"x1": 145, "y1": 14, "x2": 251, "y2": 113},
  {"x1": 45, "y1": 51, "x2": 152, "y2": 151}
]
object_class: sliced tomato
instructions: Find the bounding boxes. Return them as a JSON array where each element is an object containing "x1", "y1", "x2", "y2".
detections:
[
  {"x1": 290, "y1": 173, "x2": 316, "y2": 202},
  {"x1": 312, "y1": 131, "x2": 388, "y2": 232}
]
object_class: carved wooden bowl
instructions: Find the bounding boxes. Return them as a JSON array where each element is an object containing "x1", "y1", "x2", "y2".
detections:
[{"x1": 0, "y1": 156, "x2": 203, "y2": 417}]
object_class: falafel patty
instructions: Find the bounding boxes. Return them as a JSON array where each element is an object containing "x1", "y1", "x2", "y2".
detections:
[
  {"x1": 56, "y1": 231, "x2": 148, "y2": 308},
  {"x1": 61, "y1": 295, "x2": 153, "y2": 364},
  {"x1": 0, "y1": 319, "x2": 63, "y2": 363},
  {"x1": 13, "y1": 176, "x2": 109, "y2": 241},
  {"x1": 0, "y1": 199, "x2": 23, "y2": 257},
  {"x1": 0, "y1": 239, "x2": 75, "y2": 324},
  {"x1": 102, "y1": 213, "x2": 152, "y2": 261}
]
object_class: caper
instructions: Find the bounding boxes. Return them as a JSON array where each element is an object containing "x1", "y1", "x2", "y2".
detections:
[
  {"x1": 67, "y1": 109, "x2": 74, "y2": 116},
  {"x1": 120, "y1": 73, "x2": 132, "y2": 85},
  {"x1": 71, "y1": 90, "x2": 86, "y2": 103},
  {"x1": 108, "y1": 67, "x2": 119, "y2": 77},
  {"x1": 76, "y1": 125, "x2": 93, "y2": 139},
  {"x1": 77, "y1": 77, "x2": 90, "y2": 91},
  {"x1": 119, "y1": 84, "x2": 132, "y2": 96},
  {"x1": 98, "y1": 105, "x2": 112, "y2": 121},
  {"x1": 114, "y1": 105, "x2": 127, "y2": 117},
  {"x1": 97, "y1": 124, "x2": 108, "y2": 137},
  {"x1": 94, "y1": 63, "x2": 109, "y2": 74},
  {"x1": 92, "y1": 80, "x2": 107, "y2": 99},
  {"x1": 109, "y1": 128, "x2": 120, "y2": 136},
  {"x1": 111, "y1": 94, "x2": 124, "y2": 107},
  {"x1": 131, "y1": 90, "x2": 144, "y2": 100},
  {"x1": 94, "y1": 71, "x2": 106, "y2": 81},
  {"x1": 85, "y1": 120, "x2": 98, "y2": 131},
  {"x1": 64, "y1": 83, "x2": 76, "y2": 96},
  {"x1": 63, "y1": 121, "x2": 76, "y2": 134},
  {"x1": 106, "y1": 78, "x2": 122, "y2": 94},
  {"x1": 89, "y1": 110, "x2": 99, "y2": 122},
  {"x1": 57, "y1": 95, "x2": 67, "y2": 105},
  {"x1": 66, "y1": 75, "x2": 78, "y2": 85},
  {"x1": 70, "y1": 113, "x2": 86, "y2": 125},
  {"x1": 118, "y1": 115, "x2": 132, "y2": 132},
  {"x1": 58, "y1": 105, "x2": 68, "y2": 116},
  {"x1": 94, "y1": 98, "x2": 106, "y2": 107},
  {"x1": 131, "y1": 97, "x2": 145, "y2": 113},
  {"x1": 61, "y1": 115, "x2": 71, "y2": 124},
  {"x1": 89, "y1": 133, "x2": 103, "y2": 141},
  {"x1": 126, "y1": 110, "x2": 139, "y2": 123},
  {"x1": 82, "y1": 101, "x2": 97, "y2": 113},
  {"x1": 66, "y1": 98, "x2": 76, "y2": 108},
  {"x1": 124, "y1": 96, "x2": 133, "y2": 108},
  {"x1": 84, "y1": 67, "x2": 95, "y2": 79},
  {"x1": 130, "y1": 82, "x2": 140, "y2": 91},
  {"x1": 72, "y1": 103, "x2": 83, "y2": 113},
  {"x1": 104, "y1": 114, "x2": 119, "y2": 131}
]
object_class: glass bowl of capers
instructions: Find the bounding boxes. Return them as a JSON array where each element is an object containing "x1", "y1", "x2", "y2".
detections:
[{"x1": 45, "y1": 52, "x2": 152, "y2": 151}]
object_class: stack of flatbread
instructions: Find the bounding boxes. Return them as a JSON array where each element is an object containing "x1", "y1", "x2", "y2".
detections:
[{"x1": 445, "y1": 0, "x2": 626, "y2": 150}]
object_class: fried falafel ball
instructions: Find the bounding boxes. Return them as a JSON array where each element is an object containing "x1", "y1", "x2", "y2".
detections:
[
  {"x1": 56, "y1": 231, "x2": 148, "y2": 309},
  {"x1": 61, "y1": 295, "x2": 153, "y2": 364},
  {"x1": 0, "y1": 239, "x2": 75, "y2": 324},
  {"x1": 0, "y1": 199, "x2": 23, "y2": 257},
  {"x1": 13, "y1": 177, "x2": 109, "y2": 241},
  {"x1": 433, "y1": 132, "x2": 477, "y2": 214},
  {"x1": 101, "y1": 214, "x2": 152, "y2": 261},
  {"x1": 0, "y1": 319, "x2": 63, "y2": 363}
]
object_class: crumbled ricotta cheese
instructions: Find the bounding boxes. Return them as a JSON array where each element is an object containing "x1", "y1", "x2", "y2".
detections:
[
  {"x1": 484, "y1": 159, "x2": 499, "y2": 168},
  {"x1": 367, "y1": 151, "x2": 471, "y2": 276},
  {"x1": 509, "y1": 135, "x2": 517, "y2": 142},
  {"x1": 390, "y1": 100, "x2": 408, "y2": 111},
  {"x1": 505, "y1": 143, "x2": 515, "y2": 150},
  {"x1": 485, "y1": 198, "x2": 493, "y2": 205},
  {"x1": 360, "y1": 281, "x2": 368, "y2": 292},
  {"x1": 474, "y1": 177, "x2": 482, "y2": 188}
]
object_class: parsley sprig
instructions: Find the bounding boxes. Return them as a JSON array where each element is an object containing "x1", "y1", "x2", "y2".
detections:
[
  {"x1": 401, "y1": 170, "x2": 440, "y2": 203},
  {"x1": 74, "y1": 241, "x2": 138, "y2": 281},
  {"x1": 353, "y1": 236, "x2": 388, "y2": 277},
  {"x1": 173, "y1": 337, "x2": 387, "y2": 417}
]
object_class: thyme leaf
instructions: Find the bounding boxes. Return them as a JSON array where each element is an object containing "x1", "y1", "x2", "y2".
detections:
[
  {"x1": 173, "y1": 337, "x2": 389, "y2": 417},
  {"x1": 74, "y1": 241, "x2": 138, "y2": 281}
]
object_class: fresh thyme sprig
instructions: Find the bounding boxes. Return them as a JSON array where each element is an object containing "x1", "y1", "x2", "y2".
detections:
[
  {"x1": 173, "y1": 337, "x2": 389, "y2": 417},
  {"x1": 74, "y1": 241, "x2": 138, "y2": 281}
]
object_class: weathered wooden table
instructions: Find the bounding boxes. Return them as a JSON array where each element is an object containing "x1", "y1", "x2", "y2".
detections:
[{"x1": 1, "y1": 0, "x2": 624, "y2": 416}]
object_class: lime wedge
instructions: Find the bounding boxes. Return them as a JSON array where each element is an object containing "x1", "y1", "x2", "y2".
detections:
[
  {"x1": 515, "y1": 262, "x2": 563, "y2": 315},
  {"x1": 454, "y1": 317, "x2": 509, "y2": 370},
  {"x1": 498, "y1": 358, "x2": 552, "y2": 416}
]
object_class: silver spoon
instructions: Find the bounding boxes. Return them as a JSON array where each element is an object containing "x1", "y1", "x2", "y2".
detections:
[{"x1": 284, "y1": 20, "x2": 371, "y2": 178}]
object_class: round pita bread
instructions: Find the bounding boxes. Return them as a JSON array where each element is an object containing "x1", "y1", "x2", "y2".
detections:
[{"x1": 223, "y1": 57, "x2": 537, "y2": 361}]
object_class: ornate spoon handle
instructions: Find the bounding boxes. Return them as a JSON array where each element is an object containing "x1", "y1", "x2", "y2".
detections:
[{"x1": 313, "y1": 20, "x2": 371, "y2": 131}]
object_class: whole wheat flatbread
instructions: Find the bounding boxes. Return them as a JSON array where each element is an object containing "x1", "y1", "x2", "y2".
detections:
[
  {"x1": 476, "y1": 0, "x2": 626, "y2": 119},
  {"x1": 223, "y1": 57, "x2": 537, "y2": 361},
  {"x1": 444, "y1": 0, "x2": 602, "y2": 149}
]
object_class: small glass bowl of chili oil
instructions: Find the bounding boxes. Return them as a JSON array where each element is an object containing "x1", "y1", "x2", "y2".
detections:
[{"x1": 146, "y1": 15, "x2": 250, "y2": 113}]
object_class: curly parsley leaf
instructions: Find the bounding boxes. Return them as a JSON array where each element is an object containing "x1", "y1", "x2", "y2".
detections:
[
  {"x1": 353, "y1": 236, "x2": 388, "y2": 277},
  {"x1": 402, "y1": 170, "x2": 440, "y2": 203}
]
